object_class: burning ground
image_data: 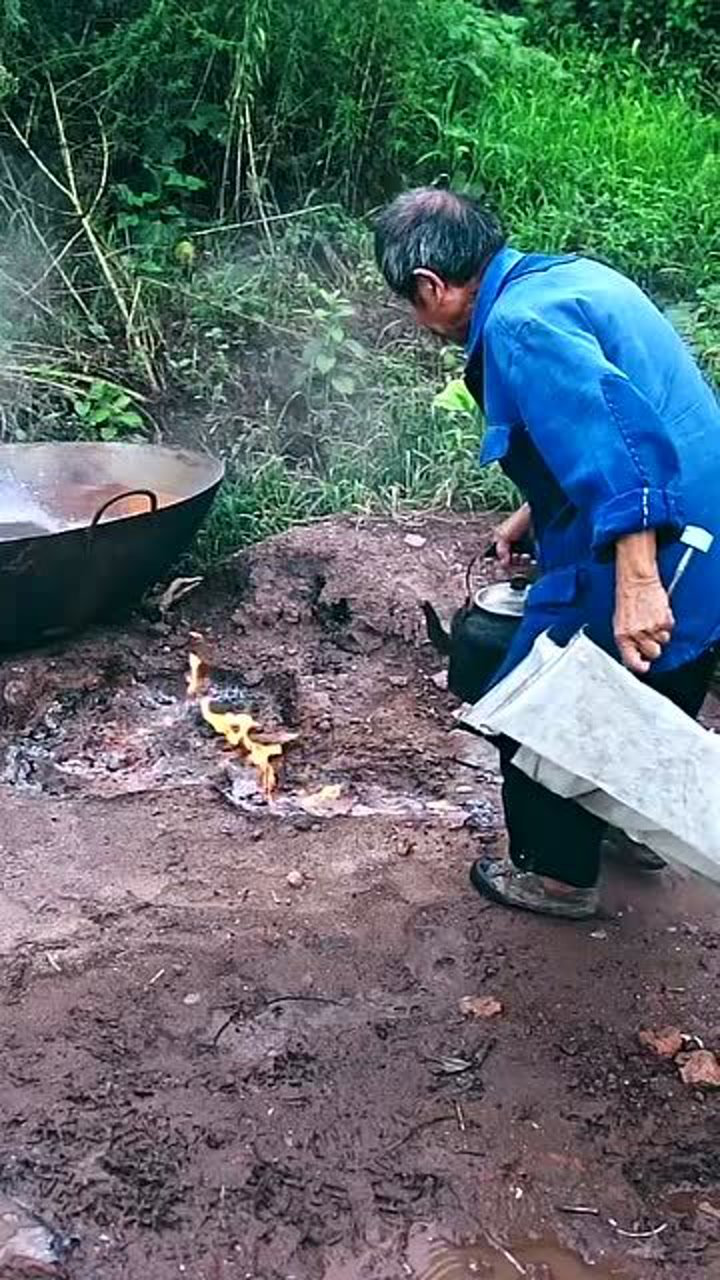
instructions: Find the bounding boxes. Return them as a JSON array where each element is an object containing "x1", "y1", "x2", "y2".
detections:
[{"x1": 1, "y1": 514, "x2": 720, "y2": 1280}]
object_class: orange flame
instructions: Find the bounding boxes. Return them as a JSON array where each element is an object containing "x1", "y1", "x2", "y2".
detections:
[
  {"x1": 187, "y1": 651, "x2": 283, "y2": 797},
  {"x1": 186, "y1": 651, "x2": 209, "y2": 698}
]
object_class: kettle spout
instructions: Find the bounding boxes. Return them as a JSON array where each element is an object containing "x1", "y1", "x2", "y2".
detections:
[{"x1": 422, "y1": 601, "x2": 451, "y2": 656}]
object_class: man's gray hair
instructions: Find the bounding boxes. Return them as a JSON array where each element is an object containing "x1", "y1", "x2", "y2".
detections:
[{"x1": 374, "y1": 188, "x2": 505, "y2": 300}]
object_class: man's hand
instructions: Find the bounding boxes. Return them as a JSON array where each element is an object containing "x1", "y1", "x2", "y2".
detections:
[
  {"x1": 614, "y1": 531, "x2": 674, "y2": 675},
  {"x1": 492, "y1": 504, "x2": 533, "y2": 570}
]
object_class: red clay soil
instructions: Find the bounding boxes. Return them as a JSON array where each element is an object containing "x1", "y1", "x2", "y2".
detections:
[{"x1": 0, "y1": 514, "x2": 719, "y2": 1280}]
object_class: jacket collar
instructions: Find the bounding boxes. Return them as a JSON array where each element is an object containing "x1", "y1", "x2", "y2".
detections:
[{"x1": 465, "y1": 246, "x2": 525, "y2": 360}]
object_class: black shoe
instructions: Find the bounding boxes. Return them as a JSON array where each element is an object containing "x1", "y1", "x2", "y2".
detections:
[{"x1": 470, "y1": 856, "x2": 599, "y2": 919}]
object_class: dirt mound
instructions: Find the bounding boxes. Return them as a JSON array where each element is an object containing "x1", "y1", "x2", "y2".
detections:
[{"x1": 0, "y1": 515, "x2": 719, "y2": 1280}]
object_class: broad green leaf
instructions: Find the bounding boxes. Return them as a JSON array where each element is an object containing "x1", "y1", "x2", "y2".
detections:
[
  {"x1": 433, "y1": 378, "x2": 477, "y2": 416},
  {"x1": 315, "y1": 351, "x2": 336, "y2": 375},
  {"x1": 331, "y1": 373, "x2": 355, "y2": 396}
]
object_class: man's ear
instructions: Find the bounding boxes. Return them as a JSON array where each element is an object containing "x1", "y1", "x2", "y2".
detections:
[{"x1": 412, "y1": 268, "x2": 445, "y2": 304}]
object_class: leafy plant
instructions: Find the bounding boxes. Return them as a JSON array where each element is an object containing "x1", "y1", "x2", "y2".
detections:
[
  {"x1": 299, "y1": 289, "x2": 366, "y2": 399},
  {"x1": 72, "y1": 380, "x2": 145, "y2": 441},
  {"x1": 0, "y1": 0, "x2": 716, "y2": 568}
]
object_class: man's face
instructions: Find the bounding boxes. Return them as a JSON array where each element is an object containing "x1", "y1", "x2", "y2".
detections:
[{"x1": 411, "y1": 271, "x2": 477, "y2": 345}]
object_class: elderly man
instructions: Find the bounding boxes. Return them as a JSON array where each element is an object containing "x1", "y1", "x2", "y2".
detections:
[{"x1": 375, "y1": 187, "x2": 720, "y2": 919}]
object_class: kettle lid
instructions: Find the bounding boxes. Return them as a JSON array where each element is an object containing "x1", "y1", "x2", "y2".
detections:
[{"x1": 473, "y1": 578, "x2": 528, "y2": 618}]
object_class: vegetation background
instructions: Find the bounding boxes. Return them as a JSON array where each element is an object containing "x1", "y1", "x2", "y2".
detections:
[{"x1": 0, "y1": 0, "x2": 718, "y2": 562}]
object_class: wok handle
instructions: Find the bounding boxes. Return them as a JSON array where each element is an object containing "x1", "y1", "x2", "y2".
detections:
[{"x1": 89, "y1": 489, "x2": 159, "y2": 529}]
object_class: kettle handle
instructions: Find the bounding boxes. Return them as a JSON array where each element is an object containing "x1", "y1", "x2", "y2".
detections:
[
  {"x1": 469, "y1": 549, "x2": 532, "y2": 600},
  {"x1": 483, "y1": 531, "x2": 536, "y2": 561},
  {"x1": 464, "y1": 553, "x2": 480, "y2": 599}
]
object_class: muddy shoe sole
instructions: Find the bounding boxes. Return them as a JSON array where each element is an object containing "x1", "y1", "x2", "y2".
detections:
[{"x1": 470, "y1": 857, "x2": 598, "y2": 920}]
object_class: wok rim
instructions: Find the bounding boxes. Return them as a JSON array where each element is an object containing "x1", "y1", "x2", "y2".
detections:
[
  {"x1": 0, "y1": 441, "x2": 225, "y2": 540},
  {"x1": 0, "y1": 440, "x2": 225, "y2": 492}
]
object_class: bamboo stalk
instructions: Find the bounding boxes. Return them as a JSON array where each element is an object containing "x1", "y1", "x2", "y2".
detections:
[{"x1": 191, "y1": 203, "x2": 331, "y2": 238}]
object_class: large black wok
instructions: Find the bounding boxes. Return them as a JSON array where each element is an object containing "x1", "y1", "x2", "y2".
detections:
[{"x1": 0, "y1": 442, "x2": 224, "y2": 650}]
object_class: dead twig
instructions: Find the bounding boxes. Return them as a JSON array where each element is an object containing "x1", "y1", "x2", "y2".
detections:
[
  {"x1": 0, "y1": 154, "x2": 95, "y2": 322},
  {"x1": 486, "y1": 1236, "x2": 527, "y2": 1277},
  {"x1": 1, "y1": 107, "x2": 72, "y2": 199},
  {"x1": 559, "y1": 1206, "x2": 668, "y2": 1240},
  {"x1": 475, "y1": 1038, "x2": 498, "y2": 1071},
  {"x1": 4, "y1": 82, "x2": 160, "y2": 388},
  {"x1": 243, "y1": 100, "x2": 273, "y2": 249},
  {"x1": 265, "y1": 994, "x2": 341, "y2": 1009},
  {"x1": 191, "y1": 202, "x2": 332, "y2": 238},
  {"x1": 607, "y1": 1218, "x2": 668, "y2": 1240},
  {"x1": 384, "y1": 1114, "x2": 457, "y2": 1155}
]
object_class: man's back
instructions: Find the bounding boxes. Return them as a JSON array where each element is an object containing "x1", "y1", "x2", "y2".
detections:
[
  {"x1": 479, "y1": 250, "x2": 720, "y2": 670},
  {"x1": 488, "y1": 255, "x2": 719, "y2": 450}
]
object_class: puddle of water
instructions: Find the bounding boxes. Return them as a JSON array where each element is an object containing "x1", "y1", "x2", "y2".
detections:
[{"x1": 408, "y1": 1228, "x2": 628, "y2": 1280}]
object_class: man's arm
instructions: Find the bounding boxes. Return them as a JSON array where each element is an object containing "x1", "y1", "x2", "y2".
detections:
[
  {"x1": 499, "y1": 312, "x2": 683, "y2": 671},
  {"x1": 614, "y1": 530, "x2": 674, "y2": 674},
  {"x1": 492, "y1": 503, "x2": 532, "y2": 569}
]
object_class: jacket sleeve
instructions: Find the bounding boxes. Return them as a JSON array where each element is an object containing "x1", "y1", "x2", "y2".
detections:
[{"x1": 499, "y1": 313, "x2": 685, "y2": 555}]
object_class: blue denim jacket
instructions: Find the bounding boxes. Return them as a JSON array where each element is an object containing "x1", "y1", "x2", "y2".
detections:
[{"x1": 464, "y1": 247, "x2": 720, "y2": 678}]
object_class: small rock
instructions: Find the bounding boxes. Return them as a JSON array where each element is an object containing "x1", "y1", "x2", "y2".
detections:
[
  {"x1": 290, "y1": 815, "x2": 315, "y2": 833},
  {"x1": 448, "y1": 729, "x2": 499, "y2": 773},
  {"x1": 679, "y1": 1049, "x2": 720, "y2": 1089},
  {"x1": 638, "y1": 1027, "x2": 684, "y2": 1060},
  {"x1": 698, "y1": 1201, "x2": 720, "y2": 1222},
  {"x1": 389, "y1": 675, "x2": 409, "y2": 689},
  {"x1": 286, "y1": 870, "x2": 304, "y2": 889},
  {"x1": 431, "y1": 669, "x2": 448, "y2": 690},
  {"x1": 404, "y1": 533, "x2": 427, "y2": 548},
  {"x1": 242, "y1": 667, "x2": 264, "y2": 687},
  {"x1": 183, "y1": 992, "x2": 201, "y2": 1006},
  {"x1": 2, "y1": 677, "x2": 31, "y2": 709},
  {"x1": 459, "y1": 995, "x2": 504, "y2": 1020},
  {"x1": 590, "y1": 930, "x2": 608, "y2": 940}
]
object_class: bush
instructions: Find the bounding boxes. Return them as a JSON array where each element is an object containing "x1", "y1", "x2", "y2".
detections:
[
  {"x1": 1, "y1": 1, "x2": 717, "y2": 300},
  {"x1": 0, "y1": 1, "x2": 716, "y2": 557},
  {"x1": 493, "y1": 0, "x2": 719, "y2": 75}
]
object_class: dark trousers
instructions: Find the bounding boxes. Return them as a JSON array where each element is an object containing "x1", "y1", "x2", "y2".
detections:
[{"x1": 500, "y1": 648, "x2": 718, "y2": 889}]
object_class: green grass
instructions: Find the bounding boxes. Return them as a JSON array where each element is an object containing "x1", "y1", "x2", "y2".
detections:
[
  {"x1": 475, "y1": 59, "x2": 720, "y2": 293},
  {"x1": 1, "y1": 4, "x2": 718, "y2": 566},
  {"x1": 398, "y1": 39, "x2": 719, "y2": 295},
  {"x1": 192, "y1": 420, "x2": 515, "y2": 569}
]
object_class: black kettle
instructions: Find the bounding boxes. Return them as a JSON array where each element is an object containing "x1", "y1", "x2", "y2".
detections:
[{"x1": 423, "y1": 566, "x2": 529, "y2": 704}]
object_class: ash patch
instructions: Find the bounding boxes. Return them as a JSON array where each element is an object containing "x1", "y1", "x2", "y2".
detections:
[{"x1": 1, "y1": 665, "x2": 299, "y2": 798}]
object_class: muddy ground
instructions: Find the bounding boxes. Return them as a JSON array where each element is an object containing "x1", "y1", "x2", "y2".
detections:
[{"x1": 1, "y1": 514, "x2": 719, "y2": 1280}]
